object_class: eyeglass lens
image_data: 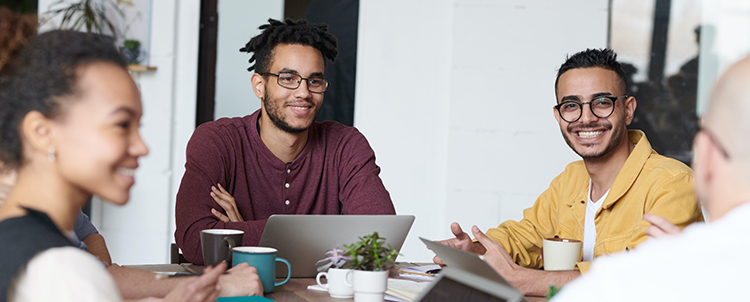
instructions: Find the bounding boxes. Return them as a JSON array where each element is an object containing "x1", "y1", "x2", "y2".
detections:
[
  {"x1": 558, "y1": 97, "x2": 616, "y2": 123},
  {"x1": 276, "y1": 72, "x2": 327, "y2": 93}
]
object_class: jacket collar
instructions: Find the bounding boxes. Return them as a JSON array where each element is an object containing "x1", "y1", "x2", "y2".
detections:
[
  {"x1": 601, "y1": 130, "x2": 652, "y2": 209},
  {"x1": 562, "y1": 130, "x2": 652, "y2": 208}
]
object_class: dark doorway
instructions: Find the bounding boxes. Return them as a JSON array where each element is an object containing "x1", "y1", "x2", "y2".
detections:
[{"x1": 196, "y1": 0, "x2": 218, "y2": 127}]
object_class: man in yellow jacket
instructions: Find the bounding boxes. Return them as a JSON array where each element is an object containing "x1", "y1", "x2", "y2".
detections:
[{"x1": 434, "y1": 48, "x2": 703, "y2": 296}]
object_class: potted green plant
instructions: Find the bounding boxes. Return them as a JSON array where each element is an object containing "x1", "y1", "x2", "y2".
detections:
[
  {"x1": 341, "y1": 232, "x2": 400, "y2": 302},
  {"x1": 42, "y1": 0, "x2": 128, "y2": 39},
  {"x1": 121, "y1": 39, "x2": 141, "y2": 64}
]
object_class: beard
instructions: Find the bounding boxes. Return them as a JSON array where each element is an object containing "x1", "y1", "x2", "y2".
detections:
[
  {"x1": 562, "y1": 120, "x2": 626, "y2": 160},
  {"x1": 262, "y1": 90, "x2": 320, "y2": 134}
]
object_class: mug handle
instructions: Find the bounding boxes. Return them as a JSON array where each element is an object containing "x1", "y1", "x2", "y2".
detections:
[
  {"x1": 275, "y1": 258, "x2": 291, "y2": 286},
  {"x1": 224, "y1": 238, "x2": 236, "y2": 265},
  {"x1": 315, "y1": 272, "x2": 329, "y2": 289},
  {"x1": 343, "y1": 270, "x2": 354, "y2": 287}
]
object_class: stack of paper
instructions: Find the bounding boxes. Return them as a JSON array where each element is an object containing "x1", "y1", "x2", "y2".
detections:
[{"x1": 385, "y1": 278, "x2": 430, "y2": 302}]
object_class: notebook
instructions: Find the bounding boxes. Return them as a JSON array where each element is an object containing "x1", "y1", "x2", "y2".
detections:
[
  {"x1": 418, "y1": 237, "x2": 529, "y2": 302},
  {"x1": 258, "y1": 214, "x2": 415, "y2": 278}
]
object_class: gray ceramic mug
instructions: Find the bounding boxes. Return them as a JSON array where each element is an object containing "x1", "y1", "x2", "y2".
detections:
[{"x1": 200, "y1": 229, "x2": 244, "y2": 266}]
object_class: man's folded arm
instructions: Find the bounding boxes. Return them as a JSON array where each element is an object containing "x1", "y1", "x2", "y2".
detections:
[{"x1": 174, "y1": 126, "x2": 265, "y2": 264}]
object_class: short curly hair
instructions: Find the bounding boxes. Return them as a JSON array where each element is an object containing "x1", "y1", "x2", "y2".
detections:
[
  {"x1": 555, "y1": 48, "x2": 628, "y2": 96},
  {"x1": 0, "y1": 30, "x2": 127, "y2": 169},
  {"x1": 239, "y1": 18, "x2": 338, "y2": 73}
]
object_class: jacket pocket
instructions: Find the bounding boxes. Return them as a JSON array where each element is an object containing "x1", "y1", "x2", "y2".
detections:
[{"x1": 596, "y1": 233, "x2": 630, "y2": 256}]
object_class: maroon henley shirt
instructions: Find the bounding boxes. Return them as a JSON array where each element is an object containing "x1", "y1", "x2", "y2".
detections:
[{"x1": 174, "y1": 110, "x2": 395, "y2": 264}]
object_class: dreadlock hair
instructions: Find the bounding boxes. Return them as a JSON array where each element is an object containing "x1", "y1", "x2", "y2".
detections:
[
  {"x1": 0, "y1": 8, "x2": 37, "y2": 71},
  {"x1": 555, "y1": 48, "x2": 628, "y2": 96},
  {"x1": 239, "y1": 18, "x2": 338, "y2": 73},
  {"x1": 0, "y1": 30, "x2": 127, "y2": 169}
]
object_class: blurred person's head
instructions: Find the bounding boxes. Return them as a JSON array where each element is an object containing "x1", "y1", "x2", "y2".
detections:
[
  {"x1": 553, "y1": 48, "x2": 637, "y2": 162},
  {"x1": 694, "y1": 56, "x2": 750, "y2": 220},
  {"x1": 240, "y1": 18, "x2": 338, "y2": 134},
  {"x1": 0, "y1": 30, "x2": 148, "y2": 205}
]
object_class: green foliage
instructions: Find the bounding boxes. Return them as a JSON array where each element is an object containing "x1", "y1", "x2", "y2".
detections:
[
  {"x1": 123, "y1": 39, "x2": 140, "y2": 49},
  {"x1": 343, "y1": 232, "x2": 400, "y2": 271},
  {"x1": 546, "y1": 285, "x2": 562, "y2": 300},
  {"x1": 44, "y1": 0, "x2": 125, "y2": 39}
]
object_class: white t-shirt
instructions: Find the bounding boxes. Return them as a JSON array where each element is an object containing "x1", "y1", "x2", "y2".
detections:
[
  {"x1": 552, "y1": 202, "x2": 750, "y2": 302},
  {"x1": 11, "y1": 247, "x2": 121, "y2": 302},
  {"x1": 582, "y1": 180, "x2": 608, "y2": 262}
]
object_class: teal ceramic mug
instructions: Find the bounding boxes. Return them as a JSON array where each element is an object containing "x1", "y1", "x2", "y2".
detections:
[{"x1": 232, "y1": 247, "x2": 291, "y2": 293}]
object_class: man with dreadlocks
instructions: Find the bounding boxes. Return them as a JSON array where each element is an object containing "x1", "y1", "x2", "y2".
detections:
[{"x1": 174, "y1": 19, "x2": 396, "y2": 264}]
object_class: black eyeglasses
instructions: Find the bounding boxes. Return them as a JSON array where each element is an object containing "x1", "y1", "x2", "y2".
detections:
[
  {"x1": 261, "y1": 72, "x2": 328, "y2": 93},
  {"x1": 699, "y1": 127, "x2": 730, "y2": 159},
  {"x1": 554, "y1": 95, "x2": 628, "y2": 123}
]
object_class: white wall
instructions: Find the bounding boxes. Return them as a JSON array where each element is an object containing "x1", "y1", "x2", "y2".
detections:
[
  {"x1": 356, "y1": 0, "x2": 609, "y2": 262},
  {"x1": 214, "y1": 0, "x2": 283, "y2": 119}
]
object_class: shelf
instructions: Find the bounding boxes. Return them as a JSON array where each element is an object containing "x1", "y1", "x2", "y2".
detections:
[{"x1": 128, "y1": 64, "x2": 157, "y2": 72}]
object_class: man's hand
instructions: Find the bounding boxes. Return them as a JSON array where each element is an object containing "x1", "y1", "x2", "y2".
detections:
[
  {"x1": 644, "y1": 213, "x2": 681, "y2": 239},
  {"x1": 432, "y1": 222, "x2": 487, "y2": 265},
  {"x1": 218, "y1": 262, "x2": 263, "y2": 297},
  {"x1": 472, "y1": 225, "x2": 580, "y2": 296},
  {"x1": 210, "y1": 183, "x2": 244, "y2": 222},
  {"x1": 471, "y1": 225, "x2": 522, "y2": 278},
  {"x1": 162, "y1": 262, "x2": 225, "y2": 302}
]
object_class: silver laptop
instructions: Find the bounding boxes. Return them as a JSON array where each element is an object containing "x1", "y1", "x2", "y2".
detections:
[
  {"x1": 258, "y1": 215, "x2": 415, "y2": 278},
  {"x1": 419, "y1": 237, "x2": 529, "y2": 302}
]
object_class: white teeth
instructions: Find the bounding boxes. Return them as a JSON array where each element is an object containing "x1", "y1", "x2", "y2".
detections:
[
  {"x1": 292, "y1": 106, "x2": 309, "y2": 110},
  {"x1": 578, "y1": 131, "x2": 604, "y2": 138},
  {"x1": 117, "y1": 168, "x2": 135, "y2": 177}
]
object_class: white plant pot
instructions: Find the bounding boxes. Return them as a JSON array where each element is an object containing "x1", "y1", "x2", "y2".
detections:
[{"x1": 344, "y1": 270, "x2": 388, "y2": 302}]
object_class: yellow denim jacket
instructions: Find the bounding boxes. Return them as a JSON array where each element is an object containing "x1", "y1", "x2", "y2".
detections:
[{"x1": 485, "y1": 130, "x2": 703, "y2": 273}]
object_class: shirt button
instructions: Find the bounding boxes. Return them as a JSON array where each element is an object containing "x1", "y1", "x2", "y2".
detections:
[
  {"x1": 287, "y1": 169, "x2": 291, "y2": 174},
  {"x1": 285, "y1": 183, "x2": 290, "y2": 188},
  {"x1": 581, "y1": 200, "x2": 585, "y2": 204},
  {"x1": 285, "y1": 200, "x2": 290, "y2": 205}
]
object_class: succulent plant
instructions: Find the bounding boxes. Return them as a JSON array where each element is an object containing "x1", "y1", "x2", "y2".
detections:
[
  {"x1": 316, "y1": 247, "x2": 352, "y2": 272},
  {"x1": 342, "y1": 232, "x2": 400, "y2": 271}
]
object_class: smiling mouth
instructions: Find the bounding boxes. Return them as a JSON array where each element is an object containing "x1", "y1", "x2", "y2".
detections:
[
  {"x1": 577, "y1": 131, "x2": 604, "y2": 138},
  {"x1": 117, "y1": 168, "x2": 135, "y2": 177}
]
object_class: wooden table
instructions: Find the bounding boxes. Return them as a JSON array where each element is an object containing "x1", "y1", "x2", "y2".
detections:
[
  {"x1": 265, "y1": 278, "x2": 348, "y2": 302},
  {"x1": 264, "y1": 278, "x2": 546, "y2": 302},
  {"x1": 126, "y1": 264, "x2": 547, "y2": 302}
]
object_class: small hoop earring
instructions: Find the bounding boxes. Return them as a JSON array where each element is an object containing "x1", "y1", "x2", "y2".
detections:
[{"x1": 47, "y1": 146, "x2": 56, "y2": 163}]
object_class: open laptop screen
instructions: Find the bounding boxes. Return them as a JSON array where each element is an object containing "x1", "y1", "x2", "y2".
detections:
[{"x1": 259, "y1": 215, "x2": 415, "y2": 278}]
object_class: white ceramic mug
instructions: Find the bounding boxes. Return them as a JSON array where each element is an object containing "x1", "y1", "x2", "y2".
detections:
[
  {"x1": 344, "y1": 270, "x2": 388, "y2": 302},
  {"x1": 542, "y1": 238, "x2": 582, "y2": 271},
  {"x1": 316, "y1": 268, "x2": 354, "y2": 298}
]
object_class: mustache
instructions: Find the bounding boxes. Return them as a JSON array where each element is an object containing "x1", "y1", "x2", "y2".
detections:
[
  {"x1": 284, "y1": 99, "x2": 315, "y2": 107},
  {"x1": 567, "y1": 122, "x2": 612, "y2": 133}
]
